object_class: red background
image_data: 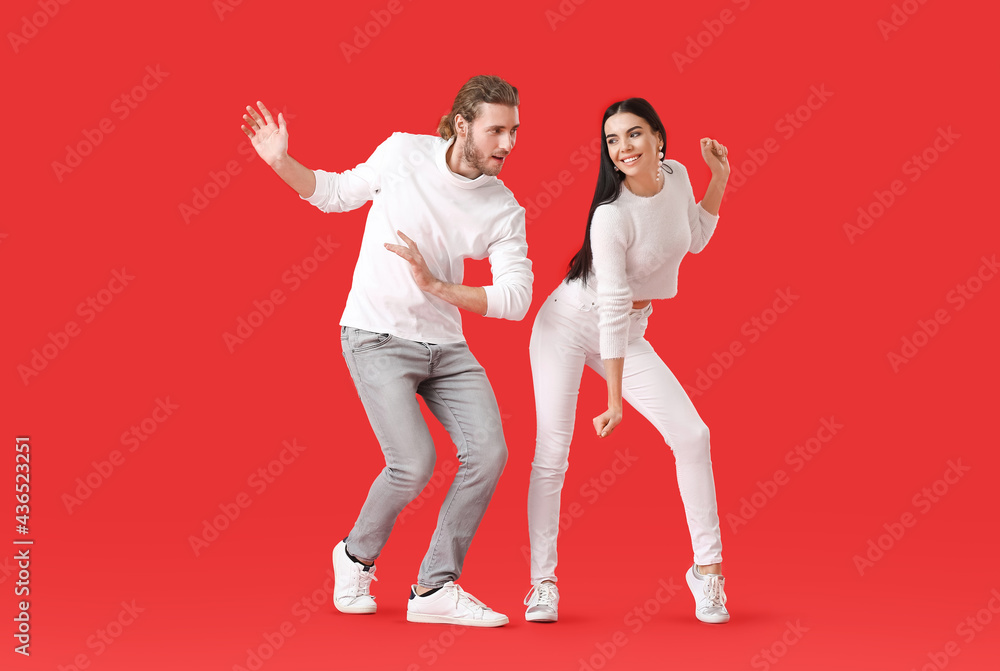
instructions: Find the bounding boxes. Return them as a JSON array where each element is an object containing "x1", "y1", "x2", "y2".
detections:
[{"x1": 4, "y1": 0, "x2": 999, "y2": 669}]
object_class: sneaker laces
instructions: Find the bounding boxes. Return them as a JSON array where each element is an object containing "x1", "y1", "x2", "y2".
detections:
[
  {"x1": 524, "y1": 583, "x2": 556, "y2": 607},
  {"x1": 450, "y1": 584, "x2": 490, "y2": 618},
  {"x1": 702, "y1": 574, "x2": 726, "y2": 609},
  {"x1": 351, "y1": 564, "x2": 378, "y2": 599}
]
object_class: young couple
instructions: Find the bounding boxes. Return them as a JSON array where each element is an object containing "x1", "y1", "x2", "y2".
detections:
[{"x1": 241, "y1": 74, "x2": 731, "y2": 628}]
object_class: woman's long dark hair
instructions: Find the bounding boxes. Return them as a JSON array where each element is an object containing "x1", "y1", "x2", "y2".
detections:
[{"x1": 565, "y1": 98, "x2": 671, "y2": 284}]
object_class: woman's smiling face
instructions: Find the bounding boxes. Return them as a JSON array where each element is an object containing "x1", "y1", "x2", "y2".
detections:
[{"x1": 604, "y1": 112, "x2": 662, "y2": 177}]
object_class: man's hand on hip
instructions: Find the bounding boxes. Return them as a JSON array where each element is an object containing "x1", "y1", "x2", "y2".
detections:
[
  {"x1": 385, "y1": 231, "x2": 442, "y2": 294},
  {"x1": 385, "y1": 231, "x2": 488, "y2": 315}
]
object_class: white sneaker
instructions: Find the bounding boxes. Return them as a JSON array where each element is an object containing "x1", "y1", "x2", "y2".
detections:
[
  {"x1": 685, "y1": 564, "x2": 730, "y2": 623},
  {"x1": 524, "y1": 582, "x2": 559, "y2": 622},
  {"x1": 332, "y1": 540, "x2": 377, "y2": 614},
  {"x1": 406, "y1": 582, "x2": 509, "y2": 627}
]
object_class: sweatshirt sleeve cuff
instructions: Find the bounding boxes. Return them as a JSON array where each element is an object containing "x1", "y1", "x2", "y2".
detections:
[
  {"x1": 482, "y1": 284, "x2": 502, "y2": 319},
  {"x1": 482, "y1": 282, "x2": 532, "y2": 321},
  {"x1": 301, "y1": 169, "x2": 330, "y2": 206},
  {"x1": 698, "y1": 202, "x2": 720, "y2": 223},
  {"x1": 600, "y1": 337, "x2": 627, "y2": 361}
]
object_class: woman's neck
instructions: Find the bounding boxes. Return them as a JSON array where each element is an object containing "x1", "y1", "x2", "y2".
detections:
[{"x1": 623, "y1": 170, "x2": 663, "y2": 198}]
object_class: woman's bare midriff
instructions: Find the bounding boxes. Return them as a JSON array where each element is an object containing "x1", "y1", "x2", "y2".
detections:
[{"x1": 632, "y1": 300, "x2": 651, "y2": 310}]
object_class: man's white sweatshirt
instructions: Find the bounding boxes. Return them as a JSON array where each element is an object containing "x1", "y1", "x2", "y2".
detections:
[{"x1": 302, "y1": 132, "x2": 533, "y2": 343}]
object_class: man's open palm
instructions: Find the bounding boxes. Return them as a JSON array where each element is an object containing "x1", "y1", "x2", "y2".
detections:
[{"x1": 242, "y1": 101, "x2": 287, "y2": 166}]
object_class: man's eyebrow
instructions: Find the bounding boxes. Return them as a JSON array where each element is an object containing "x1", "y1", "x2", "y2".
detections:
[{"x1": 486, "y1": 123, "x2": 520, "y2": 131}]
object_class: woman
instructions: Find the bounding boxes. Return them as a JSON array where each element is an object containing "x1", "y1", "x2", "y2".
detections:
[{"x1": 524, "y1": 98, "x2": 730, "y2": 624}]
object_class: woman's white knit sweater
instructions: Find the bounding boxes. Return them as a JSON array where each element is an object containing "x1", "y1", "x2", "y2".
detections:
[{"x1": 588, "y1": 160, "x2": 719, "y2": 359}]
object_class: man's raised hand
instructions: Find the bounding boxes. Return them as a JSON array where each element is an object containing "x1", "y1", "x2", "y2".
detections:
[{"x1": 242, "y1": 101, "x2": 288, "y2": 167}]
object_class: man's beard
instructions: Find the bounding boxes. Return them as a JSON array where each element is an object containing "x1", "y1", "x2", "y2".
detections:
[{"x1": 462, "y1": 126, "x2": 503, "y2": 177}]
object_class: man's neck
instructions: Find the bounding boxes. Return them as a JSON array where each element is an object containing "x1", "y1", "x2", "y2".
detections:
[{"x1": 446, "y1": 142, "x2": 483, "y2": 180}]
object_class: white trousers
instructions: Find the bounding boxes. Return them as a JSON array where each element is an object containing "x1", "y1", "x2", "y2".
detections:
[{"x1": 527, "y1": 280, "x2": 723, "y2": 584}]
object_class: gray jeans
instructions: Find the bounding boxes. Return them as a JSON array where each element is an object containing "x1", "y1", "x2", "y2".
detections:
[{"x1": 339, "y1": 326, "x2": 508, "y2": 587}]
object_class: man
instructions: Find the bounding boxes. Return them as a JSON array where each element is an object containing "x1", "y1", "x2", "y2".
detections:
[{"x1": 241, "y1": 75, "x2": 530, "y2": 627}]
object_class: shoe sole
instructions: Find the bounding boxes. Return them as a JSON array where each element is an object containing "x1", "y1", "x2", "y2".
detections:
[
  {"x1": 334, "y1": 600, "x2": 377, "y2": 615},
  {"x1": 406, "y1": 612, "x2": 509, "y2": 627},
  {"x1": 525, "y1": 611, "x2": 558, "y2": 623}
]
